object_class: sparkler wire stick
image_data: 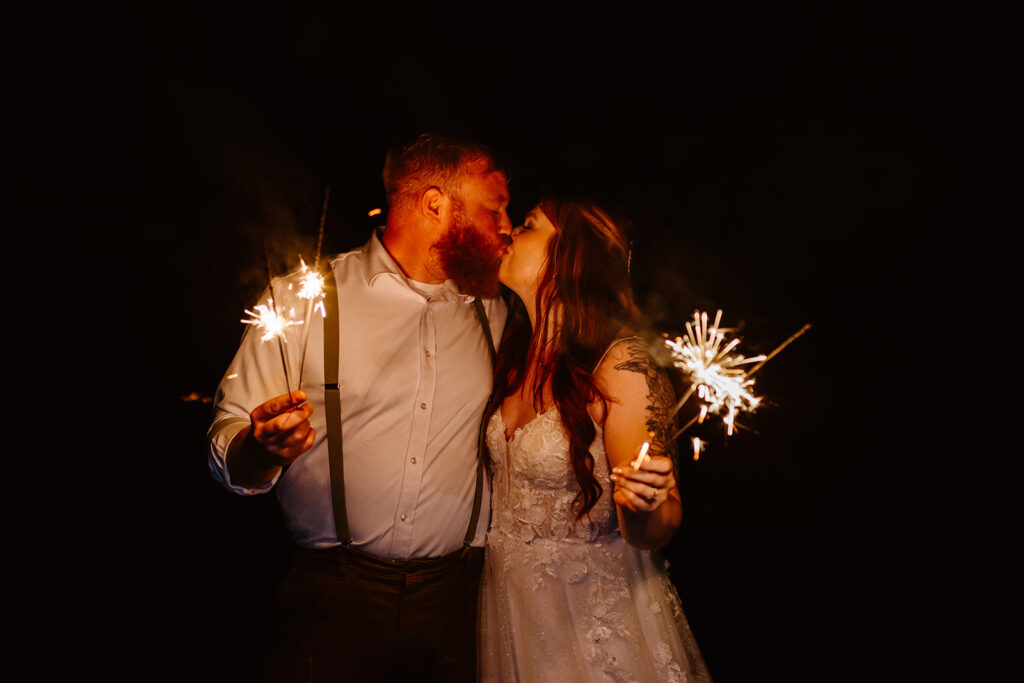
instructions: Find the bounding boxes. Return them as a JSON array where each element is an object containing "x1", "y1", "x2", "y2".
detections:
[
  {"x1": 264, "y1": 248, "x2": 295, "y2": 401},
  {"x1": 297, "y1": 185, "x2": 331, "y2": 390},
  {"x1": 747, "y1": 323, "x2": 812, "y2": 378},
  {"x1": 668, "y1": 384, "x2": 696, "y2": 420},
  {"x1": 670, "y1": 414, "x2": 700, "y2": 443},
  {"x1": 314, "y1": 185, "x2": 330, "y2": 269}
]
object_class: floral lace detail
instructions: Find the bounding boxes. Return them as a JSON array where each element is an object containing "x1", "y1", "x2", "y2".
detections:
[
  {"x1": 483, "y1": 408, "x2": 710, "y2": 683},
  {"x1": 487, "y1": 408, "x2": 616, "y2": 546}
]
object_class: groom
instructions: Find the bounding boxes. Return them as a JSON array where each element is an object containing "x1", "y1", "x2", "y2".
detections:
[{"x1": 208, "y1": 132, "x2": 513, "y2": 681}]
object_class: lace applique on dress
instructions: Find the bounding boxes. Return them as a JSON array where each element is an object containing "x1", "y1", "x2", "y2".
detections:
[{"x1": 480, "y1": 406, "x2": 712, "y2": 683}]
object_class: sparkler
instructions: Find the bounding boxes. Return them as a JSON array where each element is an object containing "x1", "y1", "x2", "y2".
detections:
[
  {"x1": 297, "y1": 185, "x2": 331, "y2": 389},
  {"x1": 232, "y1": 187, "x2": 331, "y2": 406},
  {"x1": 665, "y1": 310, "x2": 810, "y2": 443},
  {"x1": 238, "y1": 249, "x2": 306, "y2": 399},
  {"x1": 665, "y1": 309, "x2": 765, "y2": 440},
  {"x1": 241, "y1": 302, "x2": 303, "y2": 343},
  {"x1": 297, "y1": 258, "x2": 326, "y2": 301},
  {"x1": 629, "y1": 441, "x2": 651, "y2": 469}
]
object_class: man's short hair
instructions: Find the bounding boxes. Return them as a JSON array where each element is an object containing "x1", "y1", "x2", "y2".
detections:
[{"x1": 382, "y1": 132, "x2": 497, "y2": 208}]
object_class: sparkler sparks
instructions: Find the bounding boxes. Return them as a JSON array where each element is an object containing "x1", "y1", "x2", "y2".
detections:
[
  {"x1": 667, "y1": 309, "x2": 766, "y2": 439},
  {"x1": 233, "y1": 188, "x2": 332, "y2": 399},
  {"x1": 297, "y1": 256, "x2": 326, "y2": 303},
  {"x1": 691, "y1": 437, "x2": 705, "y2": 461},
  {"x1": 665, "y1": 309, "x2": 811, "y2": 445},
  {"x1": 241, "y1": 303, "x2": 303, "y2": 342}
]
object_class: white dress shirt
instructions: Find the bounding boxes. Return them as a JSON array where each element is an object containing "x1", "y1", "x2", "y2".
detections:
[{"x1": 208, "y1": 230, "x2": 506, "y2": 559}]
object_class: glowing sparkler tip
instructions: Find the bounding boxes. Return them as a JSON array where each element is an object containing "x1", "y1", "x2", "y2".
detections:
[
  {"x1": 692, "y1": 437, "x2": 704, "y2": 461},
  {"x1": 630, "y1": 441, "x2": 651, "y2": 469},
  {"x1": 296, "y1": 258, "x2": 326, "y2": 301}
]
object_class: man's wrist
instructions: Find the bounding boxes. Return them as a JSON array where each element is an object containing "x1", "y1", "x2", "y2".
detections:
[{"x1": 244, "y1": 433, "x2": 282, "y2": 471}]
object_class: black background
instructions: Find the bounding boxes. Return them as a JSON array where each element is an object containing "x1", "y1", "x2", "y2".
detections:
[{"x1": 8, "y1": 2, "x2": 1017, "y2": 681}]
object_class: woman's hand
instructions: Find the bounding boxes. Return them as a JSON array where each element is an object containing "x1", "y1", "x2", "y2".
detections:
[
  {"x1": 593, "y1": 337, "x2": 683, "y2": 549},
  {"x1": 610, "y1": 455, "x2": 677, "y2": 514}
]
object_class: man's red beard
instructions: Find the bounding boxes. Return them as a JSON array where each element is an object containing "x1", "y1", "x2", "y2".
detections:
[{"x1": 432, "y1": 204, "x2": 504, "y2": 299}]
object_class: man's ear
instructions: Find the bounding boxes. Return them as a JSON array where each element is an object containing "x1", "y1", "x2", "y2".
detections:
[{"x1": 421, "y1": 187, "x2": 448, "y2": 226}]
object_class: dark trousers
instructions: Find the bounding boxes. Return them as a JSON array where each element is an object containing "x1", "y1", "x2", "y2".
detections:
[{"x1": 264, "y1": 544, "x2": 484, "y2": 683}]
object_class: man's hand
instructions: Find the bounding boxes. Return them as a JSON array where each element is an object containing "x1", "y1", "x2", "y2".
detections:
[
  {"x1": 227, "y1": 391, "x2": 315, "y2": 486},
  {"x1": 248, "y1": 390, "x2": 316, "y2": 467}
]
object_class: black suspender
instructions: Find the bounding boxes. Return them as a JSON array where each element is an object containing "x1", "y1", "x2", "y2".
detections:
[
  {"x1": 464, "y1": 297, "x2": 495, "y2": 546},
  {"x1": 472, "y1": 297, "x2": 496, "y2": 367},
  {"x1": 322, "y1": 274, "x2": 351, "y2": 545},
  {"x1": 323, "y1": 275, "x2": 495, "y2": 549}
]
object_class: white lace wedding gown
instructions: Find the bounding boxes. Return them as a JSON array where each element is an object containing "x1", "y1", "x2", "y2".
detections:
[{"x1": 480, "y1": 406, "x2": 712, "y2": 682}]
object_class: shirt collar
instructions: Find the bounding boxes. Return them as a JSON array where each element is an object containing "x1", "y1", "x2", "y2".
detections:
[{"x1": 364, "y1": 228, "x2": 476, "y2": 304}]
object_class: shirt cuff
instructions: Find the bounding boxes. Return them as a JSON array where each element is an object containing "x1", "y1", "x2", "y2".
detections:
[{"x1": 208, "y1": 418, "x2": 279, "y2": 495}]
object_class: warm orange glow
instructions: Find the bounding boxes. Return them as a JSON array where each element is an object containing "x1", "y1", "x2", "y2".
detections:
[{"x1": 368, "y1": 207, "x2": 382, "y2": 217}]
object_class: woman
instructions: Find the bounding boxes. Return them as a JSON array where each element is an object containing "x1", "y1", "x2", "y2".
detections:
[{"x1": 479, "y1": 199, "x2": 711, "y2": 682}]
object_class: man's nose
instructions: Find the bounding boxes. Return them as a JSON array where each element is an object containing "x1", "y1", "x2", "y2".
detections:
[{"x1": 498, "y1": 213, "x2": 514, "y2": 235}]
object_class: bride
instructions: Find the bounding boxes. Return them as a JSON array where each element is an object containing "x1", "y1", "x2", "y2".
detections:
[{"x1": 480, "y1": 199, "x2": 711, "y2": 682}]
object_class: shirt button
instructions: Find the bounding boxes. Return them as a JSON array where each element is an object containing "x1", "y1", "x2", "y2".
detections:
[
  {"x1": 400, "y1": 514, "x2": 408, "y2": 522},
  {"x1": 410, "y1": 457, "x2": 417, "y2": 464},
  {"x1": 425, "y1": 350, "x2": 431, "y2": 357},
  {"x1": 420, "y1": 402, "x2": 427, "y2": 409}
]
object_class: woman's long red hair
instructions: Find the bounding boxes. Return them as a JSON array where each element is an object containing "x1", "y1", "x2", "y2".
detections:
[{"x1": 485, "y1": 199, "x2": 639, "y2": 521}]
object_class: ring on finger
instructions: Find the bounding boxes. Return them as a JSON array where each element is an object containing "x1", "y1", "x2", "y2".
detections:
[{"x1": 647, "y1": 487, "x2": 660, "y2": 503}]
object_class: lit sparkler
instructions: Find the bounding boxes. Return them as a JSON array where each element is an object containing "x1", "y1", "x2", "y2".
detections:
[
  {"x1": 232, "y1": 188, "x2": 332, "y2": 402},
  {"x1": 666, "y1": 309, "x2": 765, "y2": 439},
  {"x1": 297, "y1": 185, "x2": 331, "y2": 390},
  {"x1": 666, "y1": 309, "x2": 811, "y2": 443},
  {"x1": 630, "y1": 441, "x2": 651, "y2": 469},
  {"x1": 297, "y1": 257, "x2": 326, "y2": 302},
  {"x1": 240, "y1": 248, "x2": 302, "y2": 398},
  {"x1": 241, "y1": 302, "x2": 303, "y2": 342}
]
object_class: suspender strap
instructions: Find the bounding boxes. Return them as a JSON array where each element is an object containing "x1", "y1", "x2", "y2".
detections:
[
  {"x1": 323, "y1": 274, "x2": 351, "y2": 545},
  {"x1": 464, "y1": 407, "x2": 489, "y2": 546},
  {"x1": 472, "y1": 297, "x2": 497, "y2": 367},
  {"x1": 324, "y1": 279, "x2": 497, "y2": 549},
  {"x1": 464, "y1": 297, "x2": 496, "y2": 546}
]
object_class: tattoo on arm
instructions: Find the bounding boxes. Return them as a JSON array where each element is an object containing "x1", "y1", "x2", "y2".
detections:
[{"x1": 613, "y1": 338, "x2": 677, "y2": 458}]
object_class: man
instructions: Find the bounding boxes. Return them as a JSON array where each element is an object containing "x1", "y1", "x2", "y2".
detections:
[{"x1": 208, "y1": 132, "x2": 512, "y2": 681}]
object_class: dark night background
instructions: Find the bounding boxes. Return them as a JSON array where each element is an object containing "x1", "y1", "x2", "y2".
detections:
[{"x1": 8, "y1": 2, "x2": 1018, "y2": 681}]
